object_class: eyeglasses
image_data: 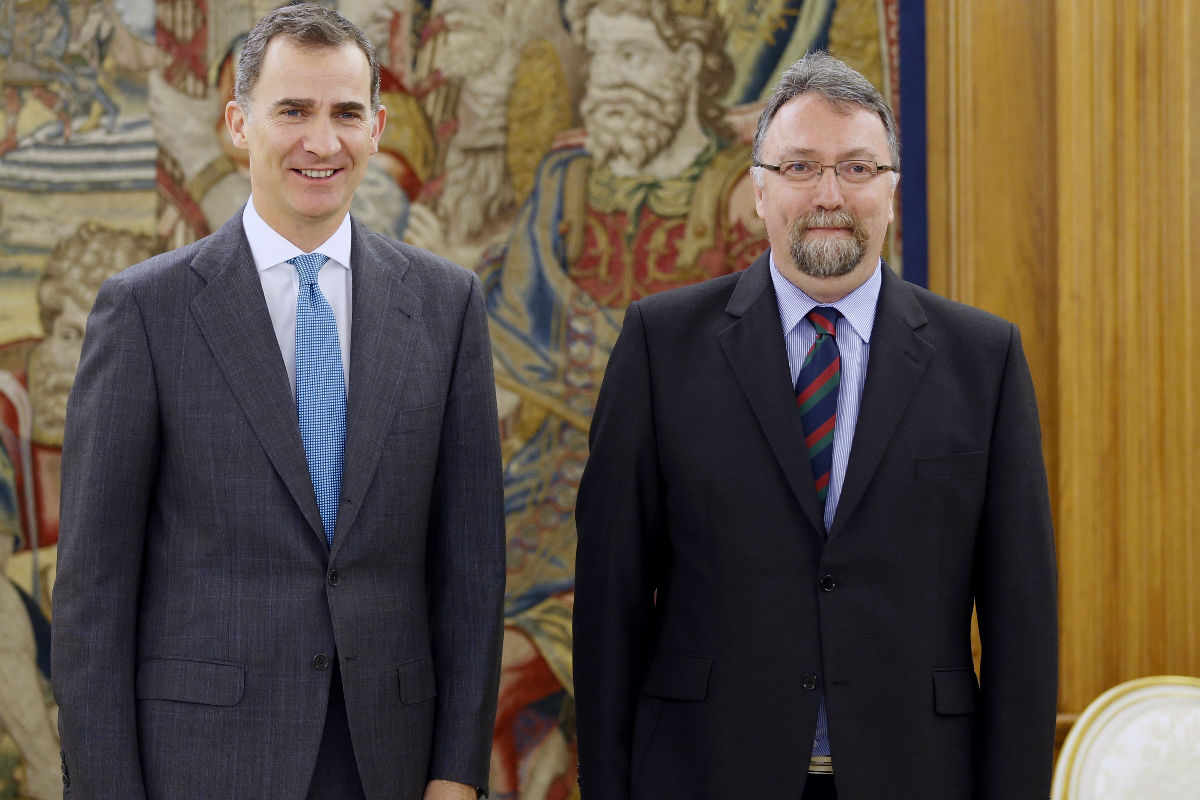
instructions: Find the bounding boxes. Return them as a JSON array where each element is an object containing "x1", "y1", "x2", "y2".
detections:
[{"x1": 753, "y1": 159, "x2": 898, "y2": 185}]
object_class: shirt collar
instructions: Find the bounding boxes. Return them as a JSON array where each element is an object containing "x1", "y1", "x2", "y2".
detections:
[
  {"x1": 242, "y1": 196, "x2": 353, "y2": 272},
  {"x1": 768, "y1": 252, "x2": 883, "y2": 344}
]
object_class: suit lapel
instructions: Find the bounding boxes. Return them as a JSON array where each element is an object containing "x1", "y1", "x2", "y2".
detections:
[
  {"x1": 829, "y1": 265, "x2": 933, "y2": 538},
  {"x1": 718, "y1": 253, "x2": 826, "y2": 535},
  {"x1": 188, "y1": 214, "x2": 326, "y2": 541},
  {"x1": 331, "y1": 221, "x2": 422, "y2": 551}
]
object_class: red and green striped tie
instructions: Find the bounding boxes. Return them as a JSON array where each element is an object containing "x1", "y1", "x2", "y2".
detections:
[{"x1": 795, "y1": 307, "x2": 841, "y2": 508}]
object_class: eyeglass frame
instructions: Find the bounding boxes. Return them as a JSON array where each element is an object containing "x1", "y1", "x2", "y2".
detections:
[{"x1": 753, "y1": 159, "x2": 899, "y2": 184}]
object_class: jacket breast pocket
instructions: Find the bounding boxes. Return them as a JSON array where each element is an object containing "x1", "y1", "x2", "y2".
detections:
[
  {"x1": 388, "y1": 402, "x2": 444, "y2": 436},
  {"x1": 933, "y1": 667, "x2": 978, "y2": 715},
  {"x1": 135, "y1": 657, "x2": 244, "y2": 706},
  {"x1": 914, "y1": 450, "x2": 988, "y2": 479},
  {"x1": 397, "y1": 656, "x2": 437, "y2": 704},
  {"x1": 642, "y1": 652, "x2": 713, "y2": 701}
]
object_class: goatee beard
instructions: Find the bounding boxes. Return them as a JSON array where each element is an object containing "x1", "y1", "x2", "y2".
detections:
[{"x1": 787, "y1": 209, "x2": 870, "y2": 278}]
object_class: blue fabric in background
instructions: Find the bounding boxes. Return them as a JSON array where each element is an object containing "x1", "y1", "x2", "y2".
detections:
[
  {"x1": 899, "y1": 0, "x2": 928, "y2": 287},
  {"x1": 15, "y1": 582, "x2": 51, "y2": 679}
]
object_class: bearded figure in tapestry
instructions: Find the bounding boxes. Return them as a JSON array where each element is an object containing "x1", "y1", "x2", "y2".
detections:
[{"x1": 479, "y1": 0, "x2": 766, "y2": 794}]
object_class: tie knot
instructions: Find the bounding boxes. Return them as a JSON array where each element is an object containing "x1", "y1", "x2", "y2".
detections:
[
  {"x1": 807, "y1": 306, "x2": 840, "y2": 338},
  {"x1": 289, "y1": 253, "x2": 329, "y2": 286}
]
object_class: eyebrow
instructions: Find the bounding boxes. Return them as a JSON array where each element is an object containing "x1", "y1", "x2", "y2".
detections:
[
  {"x1": 333, "y1": 101, "x2": 368, "y2": 115},
  {"x1": 272, "y1": 98, "x2": 314, "y2": 112},
  {"x1": 587, "y1": 36, "x2": 656, "y2": 51},
  {"x1": 270, "y1": 99, "x2": 369, "y2": 115},
  {"x1": 775, "y1": 146, "x2": 881, "y2": 161}
]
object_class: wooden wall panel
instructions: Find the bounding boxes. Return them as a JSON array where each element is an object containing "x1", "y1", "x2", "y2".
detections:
[
  {"x1": 925, "y1": 0, "x2": 1060, "y2": 706},
  {"x1": 925, "y1": 0, "x2": 1058, "y2": 471},
  {"x1": 1054, "y1": 0, "x2": 1200, "y2": 711},
  {"x1": 928, "y1": 0, "x2": 1200, "y2": 736},
  {"x1": 1164, "y1": 0, "x2": 1200, "y2": 675}
]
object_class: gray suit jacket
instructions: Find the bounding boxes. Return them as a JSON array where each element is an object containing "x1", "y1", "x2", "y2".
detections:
[{"x1": 52, "y1": 213, "x2": 506, "y2": 799}]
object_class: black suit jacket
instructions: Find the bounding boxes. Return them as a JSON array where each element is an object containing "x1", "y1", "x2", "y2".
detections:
[{"x1": 573, "y1": 253, "x2": 1057, "y2": 799}]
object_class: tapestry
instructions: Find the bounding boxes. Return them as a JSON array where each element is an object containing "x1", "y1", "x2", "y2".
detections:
[{"x1": 0, "y1": 1, "x2": 906, "y2": 797}]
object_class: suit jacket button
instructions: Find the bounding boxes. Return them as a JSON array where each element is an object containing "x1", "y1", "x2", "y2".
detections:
[
  {"x1": 313, "y1": 653, "x2": 330, "y2": 670},
  {"x1": 802, "y1": 674, "x2": 819, "y2": 690},
  {"x1": 327, "y1": 569, "x2": 340, "y2": 586},
  {"x1": 820, "y1": 574, "x2": 836, "y2": 592}
]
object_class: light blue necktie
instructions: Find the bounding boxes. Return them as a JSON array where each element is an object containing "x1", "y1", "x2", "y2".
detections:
[{"x1": 290, "y1": 253, "x2": 345, "y2": 549}]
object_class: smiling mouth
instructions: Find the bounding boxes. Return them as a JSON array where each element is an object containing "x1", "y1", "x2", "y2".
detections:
[{"x1": 297, "y1": 169, "x2": 337, "y2": 179}]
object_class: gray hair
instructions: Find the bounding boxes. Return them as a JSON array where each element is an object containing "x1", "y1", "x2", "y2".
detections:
[
  {"x1": 752, "y1": 51, "x2": 899, "y2": 172},
  {"x1": 234, "y1": 3, "x2": 381, "y2": 117}
]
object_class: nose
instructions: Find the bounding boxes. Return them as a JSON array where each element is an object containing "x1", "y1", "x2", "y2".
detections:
[
  {"x1": 590, "y1": 49, "x2": 639, "y2": 88},
  {"x1": 590, "y1": 56, "x2": 618, "y2": 87},
  {"x1": 811, "y1": 167, "x2": 845, "y2": 209},
  {"x1": 303, "y1": 116, "x2": 341, "y2": 159}
]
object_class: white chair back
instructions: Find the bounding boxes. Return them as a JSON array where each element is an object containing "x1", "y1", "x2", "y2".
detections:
[{"x1": 1052, "y1": 675, "x2": 1200, "y2": 799}]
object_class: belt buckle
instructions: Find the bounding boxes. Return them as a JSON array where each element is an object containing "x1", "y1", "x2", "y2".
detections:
[{"x1": 807, "y1": 756, "x2": 833, "y2": 775}]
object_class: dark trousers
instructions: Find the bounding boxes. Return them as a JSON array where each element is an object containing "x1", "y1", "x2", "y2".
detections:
[
  {"x1": 306, "y1": 660, "x2": 367, "y2": 800},
  {"x1": 802, "y1": 774, "x2": 838, "y2": 800}
]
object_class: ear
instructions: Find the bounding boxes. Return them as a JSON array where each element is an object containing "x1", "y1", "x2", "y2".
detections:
[
  {"x1": 678, "y1": 42, "x2": 702, "y2": 85},
  {"x1": 369, "y1": 105, "x2": 387, "y2": 155},
  {"x1": 887, "y1": 174, "x2": 898, "y2": 224},
  {"x1": 225, "y1": 101, "x2": 249, "y2": 150},
  {"x1": 753, "y1": 168, "x2": 767, "y2": 220}
]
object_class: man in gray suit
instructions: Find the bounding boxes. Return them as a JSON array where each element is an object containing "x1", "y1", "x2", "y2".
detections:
[{"x1": 51, "y1": 5, "x2": 504, "y2": 799}]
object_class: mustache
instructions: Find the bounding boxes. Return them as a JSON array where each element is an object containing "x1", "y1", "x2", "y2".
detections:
[
  {"x1": 791, "y1": 209, "x2": 868, "y2": 238},
  {"x1": 583, "y1": 82, "x2": 669, "y2": 110},
  {"x1": 587, "y1": 80, "x2": 656, "y2": 96}
]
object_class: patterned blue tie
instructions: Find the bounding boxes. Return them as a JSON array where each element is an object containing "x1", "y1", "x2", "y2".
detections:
[{"x1": 290, "y1": 253, "x2": 345, "y2": 549}]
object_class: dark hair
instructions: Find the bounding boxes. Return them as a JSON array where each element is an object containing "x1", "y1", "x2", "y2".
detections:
[
  {"x1": 752, "y1": 51, "x2": 899, "y2": 171},
  {"x1": 234, "y1": 3, "x2": 381, "y2": 116}
]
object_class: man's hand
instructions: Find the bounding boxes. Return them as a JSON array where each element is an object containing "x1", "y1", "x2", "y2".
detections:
[{"x1": 423, "y1": 779, "x2": 478, "y2": 800}]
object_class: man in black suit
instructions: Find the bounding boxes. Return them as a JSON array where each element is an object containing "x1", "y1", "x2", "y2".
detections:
[{"x1": 573, "y1": 52, "x2": 1057, "y2": 800}]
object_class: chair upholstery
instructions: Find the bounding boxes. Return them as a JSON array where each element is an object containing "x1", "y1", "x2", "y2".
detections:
[{"x1": 1052, "y1": 675, "x2": 1200, "y2": 799}]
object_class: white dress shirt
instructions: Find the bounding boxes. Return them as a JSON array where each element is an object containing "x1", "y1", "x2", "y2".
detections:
[
  {"x1": 769, "y1": 255, "x2": 883, "y2": 532},
  {"x1": 242, "y1": 197, "x2": 352, "y2": 396}
]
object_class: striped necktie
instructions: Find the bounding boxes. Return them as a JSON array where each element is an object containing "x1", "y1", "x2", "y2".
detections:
[
  {"x1": 796, "y1": 306, "x2": 840, "y2": 767},
  {"x1": 796, "y1": 306, "x2": 841, "y2": 508},
  {"x1": 290, "y1": 253, "x2": 346, "y2": 549}
]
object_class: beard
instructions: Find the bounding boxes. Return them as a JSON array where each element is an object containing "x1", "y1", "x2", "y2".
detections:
[
  {"x1": 786, "y1": 209, "x2": 871, "y2": 278},
  {"x1": 582, "y1": 77, "x2": 687, "y2": 170},
  {"x1": 28, "y1": 340, "x2": 77, "y2": 444},
  {"x1": 437, "y1": 144, "x2": 512, "y2": 242}
]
